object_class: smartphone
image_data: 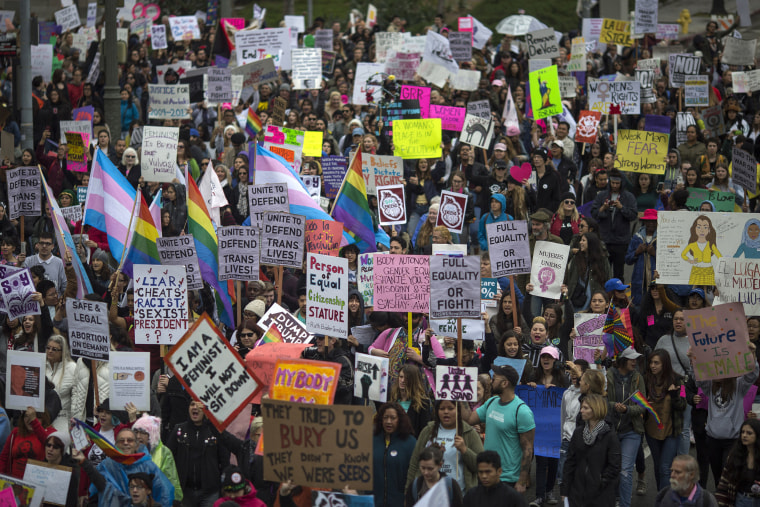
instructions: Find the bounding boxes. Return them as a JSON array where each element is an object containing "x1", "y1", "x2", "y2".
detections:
[
  {"x1": 676, "y1": 176, "x2": 684, "y2": 185},
  {"x1": 657, "y1": 182, "x2": 665, "y2": 192}
]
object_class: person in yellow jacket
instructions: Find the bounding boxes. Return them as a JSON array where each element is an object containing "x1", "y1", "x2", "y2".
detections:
[
  {"x1": 681, "y1": 214, "x2": 722, "y2": 285},
  {"x1": 132, "y1": 413, "x2": 183, "y2": 502}
]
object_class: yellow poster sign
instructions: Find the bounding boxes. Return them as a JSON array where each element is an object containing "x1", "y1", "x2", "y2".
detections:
[
  {"x1": 600, "y1": 19, "x2": 633, "y2": 47},
  {"x1": 302, "y1": 130, "x2": 323, "y2": 157},
  {"x1": 270, "y1": 358, "x2": 340, "y2": 404},
  {"x1": 392, "y1": 119, "x2": 442, "y2": 159},
  {"x1": 615, "y1": 129, "x2": 669, "y2": 174},
  {"x1": 529, "y1": 65, "x2": 562, "y2": 119}
]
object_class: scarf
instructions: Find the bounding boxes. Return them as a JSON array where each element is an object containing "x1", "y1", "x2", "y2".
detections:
[{"x1": 583, "y1": 419, "x2": 605, "y2": 445}]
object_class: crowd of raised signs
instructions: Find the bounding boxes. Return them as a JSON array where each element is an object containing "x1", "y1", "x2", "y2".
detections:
[{"x1": 1, "y1": 2, "x2": 760, "y2": 507}]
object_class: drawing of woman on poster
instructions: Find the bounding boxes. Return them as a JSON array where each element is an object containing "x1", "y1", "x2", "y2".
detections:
[
  {"x1": 733, "y1": 218, "x2": 760, "y2": 259},
  {"x1": 681, "y1": 214, "x2": 722, "y2": 285}
]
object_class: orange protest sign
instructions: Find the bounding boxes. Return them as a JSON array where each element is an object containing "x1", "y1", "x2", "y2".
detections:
[
  {"x1": 305, "y1": 219, "x2": 343, "y2": 256},
  {"x1": 245, "y1": 342, "x2": 310, "y2": 403},
  {"x1": 270, "y1": 358, "x2": 339, "y2": 404}
]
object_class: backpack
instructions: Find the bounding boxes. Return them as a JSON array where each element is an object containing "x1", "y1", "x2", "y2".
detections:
[{"x1": 412, "y1": 475, "x2": 454, "y2": 503}]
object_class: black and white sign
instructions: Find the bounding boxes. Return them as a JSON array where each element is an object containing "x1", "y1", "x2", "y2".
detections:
[
  {"x1": 66, "y1": 299, "x2": 109, "y2": 361},
  {"x1": 429, "y1": 255, "x2": 480, "y2": 319},
  {"x1": 218, "y1": 226, "x2": 260, "y2": 281}
]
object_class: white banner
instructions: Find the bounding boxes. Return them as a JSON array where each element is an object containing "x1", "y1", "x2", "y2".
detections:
[
  {"x1": 133, "y1": 264, "x2": 188, "y2": 345},
  {"x1": 110, "y1": 351, "x2": 150, "y2": 411},
  {"x1": 141, "y1": 126, "x2": 179, "y2": 182},
  {"x1": 529, "y1": 241, "x2": 570, "y2": 299}
]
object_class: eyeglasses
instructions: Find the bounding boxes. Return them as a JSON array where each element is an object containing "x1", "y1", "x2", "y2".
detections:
[
  {"x1": 564, "y1": 200, "x2": 575, "y2": 205},
  {"x1": 495, "y1": 167, "x2": 507, "y2": 170},
  {"x1": 125, "y1": 155, "x2": 135, "y2": 158},
  {"x1": 46, "y1": 346, "x2": 62, "y2": 352},
  {"x1": 240, "y1": 332, "x2": 255, "y2": 338},
  {"x1": 117, "y1": 438, "x2": 135, "y2": 444}
]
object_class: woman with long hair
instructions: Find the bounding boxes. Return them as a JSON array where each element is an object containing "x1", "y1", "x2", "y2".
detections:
[
  {"x1": 561, "y1": 394, "x2": 621, "y2": 507},
  {"x1": 633, "y1": 173, "x2": 658, "y2": 212},
  {"x1": 565, "y1": 233, "x2": 611, "y2": 311},
  {"x1": 0, "y1": 235, "x2": 18, "y2": 265},
  {"x1": 0, "y1": 407, "x2": 54, "y2": 478},
  {"x1": 372, "y1": 402, "x2": 417, "y2": 507},
  {"x1": 707, "y1": 162, "x2": 745, "y2": 203},
  {"x1": 716, "y1": 418, "x2": 760, "y2": 506},
  {"x1": 413, "y1": 203, "x2": 440, "y2": 254},
  {"x1": 550, "y1": 192, "x2": 581, "y2": 245},
  {"x1": 681, "y1": 214, "x2": 722, "y2": 285},
  {"x1": 489, "y1": 289, "x2": 528, "y2": 339},
  {"x1": 345, "y1": 289, "x2": 367, "y2": 356},
  {"x1": 45, "y1": 334, "x2": 77, "y2": 432},
  {"x1": 406, "y1": 400, "x2": 484, "y2": 493},
  {"x1": 405, "y1": 445, "x2": 465, "y2": 506},
  {"x1": 89, "y1": 249, "x2": 112, "y2": 297},
  {"x1": 506, "y1": 173, "x2": 533, "y2": 220},
  {"x1": 162, "y1": 183, "x2": 187, "y2": 234},
  {"x1": 643, "y1": 349, "x2": 687, "y2": 491},
  {"x1": 389, "y1": 364, "x2": 433, "y2": 437},
  {"x1": 498, "y1": 330, "x2": 535, "y2": 384},
  {"x1": 13, "y1": 307, "x2": 52, "y2": 352},
  {"x1": 636, "y1": 282, "x2": 680, "y2": 350},
  {"x1": 558, "y1": 359, "x2": 591, "y2": 491}
]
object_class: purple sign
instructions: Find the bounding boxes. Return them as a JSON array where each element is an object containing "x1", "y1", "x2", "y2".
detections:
[{"x1": 321, "y1": 155, "x2": 348, "y2": 200}]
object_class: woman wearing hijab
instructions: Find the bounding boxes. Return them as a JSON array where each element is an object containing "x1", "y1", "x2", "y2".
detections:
[{"x1": 733, "y1": 218, "x2": 760, "y2": 258}]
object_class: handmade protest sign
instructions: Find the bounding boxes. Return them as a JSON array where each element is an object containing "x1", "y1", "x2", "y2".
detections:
[
  {"x1": 399, "y1": 85, "x2": 431, "y2": 118},
  {"x1": 23, "y1": 459, "x2": 71, "y2": 506},
  {"x1": 722, "y1": 37, "x2": 757, "y2": 66},
  {"x1": 110, "y1": 351, "x2": 150, "y2": 411},
  {"x1": 354, "y1": 353, "x2": 389, "y2": 402},
  {"x1": 530, "y1": 241, "x2": 570, "y2": 299},
  {"x1": 588, "y1": 79, "x2": 641, "y2": 115},
  {"x1": 574, "y1": 110, "x2": 602, "y2": 144},
  {"x1": 527, "y1": 28, "x2": 560, "y2": 59},
  {"x1": 430, "y1": 318, "x2": 485, "y2": 341},
  {"x1": 262, "y1": 399, "x2": 373, "y2": 489},
  {"x1": 6, "y1": 350, "x2": 46, "y2": 412},
  {"x1": 636, "y1": 68, "x2": 656, "y2": 104},
  {"x1": 231, "y1": 59, "x2": 278, "y2": 92},
  {"x1": 376, "y1": 32, "x2": 404, "y2": 62},
  {"x1": 352, "y1": 62, "x2": 384, "y2": 105},
  {"x1": 321, "y1": 156, "x2": 347, "y2": 199},
  {"x1": 165, "y1": 314, "x2": 262, "y2": 431},
  {"x1": 429, "y1": 105, "x2": 466, "y2": 131},
  {"x1": 292, "y1": 48, "x2": 322, "y2": 89},
  {"x1": 435, "y1": 366, "x2": 477, "y2": 401},
  {"x1": 393, "y1": 119, "x2": 442, "y2": 159},
  {"x1": 461, "y1": 114, "x2": 493, "y2": 149},
  {"x1": 376, "y1": 184, "x2": 407, "y2": 226},
  {"x1": 702, "y1": 105, "x2": 726, "y2": 137},
  {"x1": 141, "y1": 126, "x2": 178, "y2": 182},
  {"x1": 314, "y1": 28, "x2": 333, "y2": 51},
  {"x1": 684, "y1": 303, "x2": 753, "y2": 381},
  {"x1": 168, "y1": 16, "x2": 200, "y2": 39},
  {"x1": 302, "y1": 131, "x2": 323, "y2": 157},
  {"x1": 312, "y1": 491, "x2": 375, "y2": 507},
  {"x1": 685, "y1": 188, "x2": 736, "y2": 212},
  {"x1": 514, "y1": 385, "x2": 564, "y2": 457},
  {"x1": 305, "y1": 219, "x2": 342, "y2": 256},
  {"x1": 358, "y1": 253, "x2": 376, "y2": 306},
  {"x1": 0, "y1": 265, "x2": 19, "y2": 314},
  {"x1": 270, "y1": 358, "x2": 339, "y2": 404},
  {"x1": 573, "y1": 313, "x2": 606, "y2": 362},
  {"x1": 260, "y1": 212, "x2": 305, "y2": 268},
  {"x1": 151, "y1": 24, "x2": 167, "y2": 49},
  {"x1": 714, "y1": 254, "x2": 760, "y2": 313},
  {"x1": 448, "y1": 32, "x2": 472, "y2": 62},
  {"x1": 361, "y1": 154, "x2": 404, "y2": 195},
  {"x1": 248, "y1": 183, "x2": 289, "y2": 229},
  {"x1": 634, "y1": 0, "x2": 658, "y2": 34},
  {"x1": 615, "y1": 129, "x2": 669, "y2": 174},
  {"x1": 436, "y1": 191, "x2": 468, "y2": 234},
  {"x1": 732, "y1": 148, "x2": 758, "y2": 191},
  {"x1": 217, "y1": 226, "x2": 259, "y2": 281},
  {"x1": 567, "y1": 37, "x2": 586, "y2": 72},
  {"x1": 6, "y1": 166, "x2": 41, "y2": 220},
  {"x1": 245, "y1": 342, "x2": 310, "y2": 403},
  {"x1": 55, "y1": 5, "x2": 81, "y2": 32},
  {"x1": 486, "y1": 220, "x2": 531, "y2": 276},
  {"x1": 559, "y1": 76, "x2": 577, "y2": 98},
  {"x1": 374, "y1": 255, "x2": 430, "y2": 312},
  {"x1": 467, "y1": 100, "x2": 491, "y2": 120},
  {"x1": 65, "y1": 132, "x2": 88, "y2": 172},
  {"x1": 685, "y1": 75, "x2": 709, "y2": 107},
  {"x1": 133, "y1": 264, "x2": 188, "y2": 345},
  {"x1": 385, "y1": 51, "x2": 422, "y2": 81},
  {"x1": 530, "y1": 65, "x2": 562, "y2": 119},
  {"x1": 206, "y1": 67, "x2": 232, "y2": 102},
  {"x1": 306, "y1": 253, "x2": 348, "y2": 338},
  {"x1": 66, "y1": 299, "x2": 109, "y2": 361},
  {"x1": 600, "y1": 18, "x2": 632, "y2": 46},
  {"x1": 382, "y1": 99, "x2": 421, "y2": 128},
  {"x1": 148, "y1": 84, "x2": 190, "y2": 120},
  {"x1": 156, "y1": 236, "x2": 202, "y2": 289},
  {"x1": 1, "y1": 268, "x2": 40, "y2": 320},
  {"x1": 669, "y1": 54, "x2": 701, "y2": 87},
  {"x1": 257, "y1": 303, "x2": 313, "y2": 344},
  {"x1": 423, "y1": 29, "x2": 458, "y2": 74},
  {"x1": 429, "y1": 256, "x2": 480, "y2": 319}
]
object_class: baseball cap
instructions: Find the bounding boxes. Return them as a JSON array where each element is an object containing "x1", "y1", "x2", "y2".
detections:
[
  {"x1": 689, "y1": 288, "x2": 706, "y2": 300},
  {"x1": 604, "y1": 278, "x2": 629, "y2": 292},
  {"x1": 619, "y1": 347, "x2": 642, "y2": 360},
  {"x1": 352, "y1": 127, "x2": 365, "y2": 136},
  {"x1": 540, "y1": 346, "x2": 560, "y2": 361}
]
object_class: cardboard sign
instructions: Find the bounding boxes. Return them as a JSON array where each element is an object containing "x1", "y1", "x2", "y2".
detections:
[
  {"x1": 429, "y1": 256, "x2": 480, "y2": 319},
  {"x1": 376, "y1": 32, "x2": 404, "y2": 62},
  {"x1": 262, "y1": 399, "x2": 373, "y2": 489},
  {"x1": 352, "y1": 62, "x2": 384, "y2": 105},
  {"x1": 429, "y1": 105, "x2": 466, "y2": 131},
  {"x1": 66, "y1": 299, "x2": 109, "y2": 361},
  {"x1": 732, "y1": 148, "x2": 757, "y2": 192},
  {"x1": 156, "y1": 235, "x2": 202, "y2": 289},
  {"x1": 527, "y1": 28, "x2": 560, "y2": 59},
  {"x1": 1, "y1": 268, "x2": 40, "y2": 320},
  {"x1": 486, "y1": 220, "x2": 531, "y2": 276},
  {"x1": 260, "y1": 212, "x2": 305, "y2": 268},
  {"x1": 374, "y1": 255, "x2": 430, "y2": 312},
  {"x1": 461, "y1": 114, "x2": 493, "y2": 149},
  {"x1": 615, "y1": 129, "x2": 669, "y2": 174},
  {"x1": 392, "y1": 119, "x2": 442, "y2": 159},
  {"x1": 55, "y1": 5, "x2": 81, "y2": 32},
  {"x1": 248, "y1": 183, "x2": 289, "y2": 229},
  {"x1": 60, "y1": 205, "x2": 82, "y2": 224},
  {"x1": 304, "y1": 219, "x2": 342, "y2": 256},
  {"x1": 270, "y1": 358, "x2": 339, "y2": 404},
  {"x1": 435, "y1": 366, "x2": 478, "y2": 401},
  {"x1": 257, "y1": 303, "x2": 313, "y2": 344},
  {"x1": 449, "y1": 32, "x2": 472, "y2": 62},
  {"x1": 634, "y1": 0, "x2": 658, "y2": 34},
  {"x1": 358, "y1": 253, "x2": 376, "y2": 306},
  {"x1": 376, "y1": 184, "x2": 407, "y2": 226},
  {"x1": 165, "y1": 314, "x2": 262, "y2": 431},
  {"x1": 384, "y1": 51, "x2": 421, "y2": 81},
  {"x1": 6, "y1": 350, "x2": 46, "y2": 412},
  {"x1": 574, "y1": 110, "x2": 602, "y2": 144},
  {"x1": 684, "y1": 303, "x2": 754, "y2": 380},
  {"x1": 133, "y1": 264, "x2": 188, "y2": 345},
  {"x1": 361, "y1": 154, "x2": 404, "y2": 195},
  {"x1": 151, "y1": 24, "x2": 167, "y2": 49},
  {"x1": 529, "y1": 241, "x2": 570, "y2": 299},
  {"x1": 436, "y1": 190, "x2": 468, "y2": 234},
  {"x1": 168, "y1": 15, "x2": 201, "y2": 39},
  {"x1": 306, "y1": 253, "x2": 348, "y2": 339},
  {"x1": 588, "y1": 79, "x2": 641, "y2": 115},
  {"x1": 292, "y1": 48, "x2": 322, "y2": 89},
  {"x1": 450, "y1": 69, "x2": 480, "y2": 91},
  {"x1": 148, "y1": 84, "x2": 190, "y2": 120},
  {"x1": 430, "y1": 318, "x2": 485, "y2": 341},
  {"x1": 109, "y1": 351, "x2": 150, "y2": 411},
  {"x1": 559, "y1": 75, "x2": 577, "y2": 98},
  {"x1": 141, "y1": 126, "x2": 178, "y2": 182},
  {"x1": 530, "y1": 65, "x2": 562, "y2": 119},
  {"x1": 668, "y1": 54, "x2": 701, "y2": 87},
  {"x1": 218, "y1": 226, "x2": 260, "y2": 281},
  {"x1": 6, "y1": 166, "x2": 41, "y2": 220},
  {"x1": 567, "y1": 37, "x2": 586, "y2": 72},
  {"x1": 600, "y1": 18, "x2": 632, "y2": 46},
  {"x1": 354, "y1": 353, "x2": 389, "y2": 402},
  {"x1": 206, "y1": 67, "x2": 232, "y2": 102},
  {"x1": 514, "y1": 385, "x2": 564, "y2": 457},
  {"x1": 65, "y1": 132, "x2": 88, "y2": 172},
  {"x1": 22, "y1": 459, "x2": 71, "y2": 506},
  {"x1": 722, "y1": 37, "x2": 757, "y2": 66},
  {"x1": 231, "y1": 58, "x2": 279, "y2": 90}
]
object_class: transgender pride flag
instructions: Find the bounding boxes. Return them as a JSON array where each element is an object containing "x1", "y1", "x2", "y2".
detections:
[{"x1": 83, "y1": 150, "x2": 137, "y2": 262}]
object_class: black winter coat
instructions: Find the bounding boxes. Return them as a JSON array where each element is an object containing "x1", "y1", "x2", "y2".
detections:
[
  {"x1": 166, "y1": 419, "x2": 230, "y2": 492},
  {"x1": 561, "y1": 422, "x2": 621, "y2": 507}
]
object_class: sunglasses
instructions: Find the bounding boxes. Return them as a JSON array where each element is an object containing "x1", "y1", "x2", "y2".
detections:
[
  {"x1": 564, "y1": 200, "x2": 575, "y2": 205},
  {"x1": 240, "y1": 332, "x2": 255, "y2": 338},
  {"x1": 46, "y1": 442, "x2": 63, "y2": 450}
]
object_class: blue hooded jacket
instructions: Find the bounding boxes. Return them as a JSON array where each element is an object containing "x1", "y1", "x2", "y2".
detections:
[{"x1": 478, "y1": 193, "x2": 513, "y2": 251}]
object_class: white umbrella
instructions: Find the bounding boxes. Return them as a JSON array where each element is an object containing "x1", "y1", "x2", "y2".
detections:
[{"x1": 495, "y1": 15, "x2": 547, "y2": 36}]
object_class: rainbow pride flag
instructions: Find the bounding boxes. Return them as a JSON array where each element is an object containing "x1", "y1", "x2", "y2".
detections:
[
  {"x1": 246, "y1": 107, "x2": 263, "y2": 138},
  {"x1": 330, "y1": 150, "x2": 377, "y2": 252},
  {"x1": 260, "y1": 324, "x2": 284, "y2": 344},
  {"x1": 122, "y1": 192, "x2": 161, "y2": 277},
  {"x1": 73, "y1": 419, "x2": 145, "y2": 465},
  {"x1": 630, "y1": 391, "x2": 663, "y2": 429}
]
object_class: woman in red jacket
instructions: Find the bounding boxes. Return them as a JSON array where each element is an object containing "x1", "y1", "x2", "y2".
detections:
[{"x1": 0, "y1": 407, "x2": 55, "y2": 478}]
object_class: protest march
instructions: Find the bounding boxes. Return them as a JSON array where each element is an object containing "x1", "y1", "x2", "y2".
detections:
[{"x1": 0, "y1": 1, "x2": 760, "y2": 507}]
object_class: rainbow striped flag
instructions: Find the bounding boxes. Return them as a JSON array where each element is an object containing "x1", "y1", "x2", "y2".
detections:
[
  {"x1": 246, "y1": 107, "x2": 263, "y2": 138},
  {"x1": 73, "y1": 419, "x2": 145, "y2": 465},
  {"x1": 187, "y1": 176, "x2": 235, "y2": 327},
  {"x1": 630, "y1": 390, "x2": 663, "y2": 429},
  {"x1": 330, "y1": 150, "x2": 377, "y2": 252},
  {"x1": 122, "y1": 192, "x2": 161, "y2": 278},
  {"x1": 260, "y1": 324, "x2": 284, "y2": 344}
]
